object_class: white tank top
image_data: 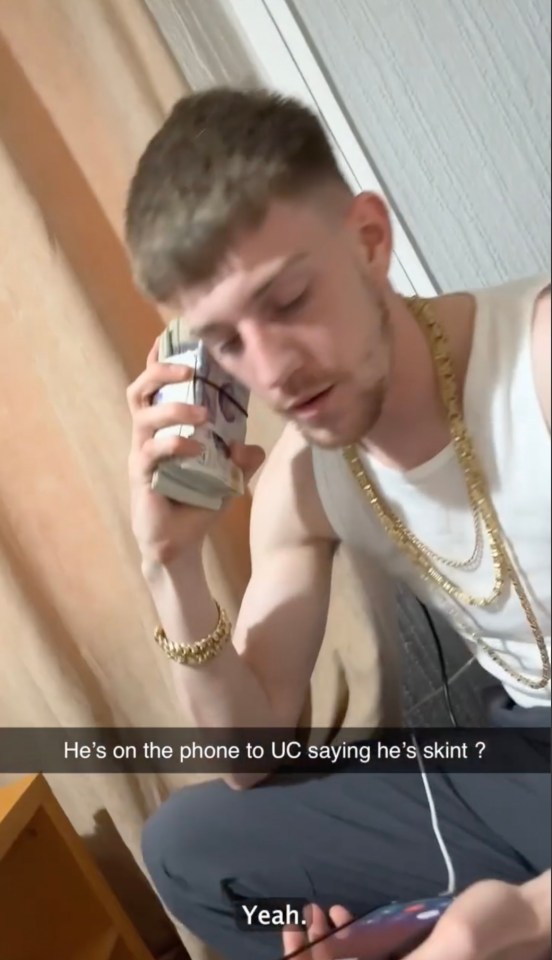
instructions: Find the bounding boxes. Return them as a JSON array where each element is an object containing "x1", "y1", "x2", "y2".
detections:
[{"x1": 312, "y1": 275, "x2": 551, "y2": 708}]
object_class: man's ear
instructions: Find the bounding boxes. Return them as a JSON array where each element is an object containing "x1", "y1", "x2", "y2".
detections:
[{"x1": 347, "y1": 191, "x2": 393, "y2": 279}]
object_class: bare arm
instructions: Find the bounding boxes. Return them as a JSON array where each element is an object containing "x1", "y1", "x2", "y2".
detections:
[{"x1": 143, "y1": 425, "x2": 336, "y2": 786}]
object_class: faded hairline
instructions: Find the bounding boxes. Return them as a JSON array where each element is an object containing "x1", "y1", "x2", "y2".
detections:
[
  {"x1": 129, "y1": 178, "x2": 351, "y2": 306},
  {"x1": 124, "y1": 88, "x2": 351, "y2": 304}
]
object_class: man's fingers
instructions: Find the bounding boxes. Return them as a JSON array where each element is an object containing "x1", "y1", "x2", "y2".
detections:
[
  {"x1": 281, "y1": 904, "x2": 359, "y2": 960},
  {"x1": 282, "y1": 926, "x2": 309, "y2": 956},
  {"x1": 306, "y1": 904, "x2": 331, "y2": 940},
  {"x1": 146, "y1": 336, "x2": 160, "y2": 367},
  {"x1": 126, "y1": 362, "x2": 193, "y2": 412},
  {"x1": 282, "y1": 904, "x2": 334, "y2": 959},
  {"x1": 132, "y1": 402, "x2": 208, "y2": 447},
  {"x1": 305, "y1": 904, "x2": 336, "y2": 959},
  {"x1": 130, "y1": 434, "x2": 203, "y2": 485},
  {"x1": 328, "y1": 905, "x2": 354, "y2": 929}
]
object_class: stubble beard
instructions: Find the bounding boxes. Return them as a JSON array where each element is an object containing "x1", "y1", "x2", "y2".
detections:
[
  {"x1": 292, "y1": 371, "x2": 388, "y2": 450},
  {"x1": 287, "y1": 282, "x2": 392, "y2": 448},
  {"x1": 304, "y1": 295, "x2": 391, "y2": 449}
]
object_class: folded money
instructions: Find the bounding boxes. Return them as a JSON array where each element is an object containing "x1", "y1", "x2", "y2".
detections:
[{"x1": 151, "y1": 317, "x2": 250, "y2": 510}]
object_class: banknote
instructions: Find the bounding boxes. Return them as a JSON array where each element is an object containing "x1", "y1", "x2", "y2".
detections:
[{"x1": 151, "y1": 317, "x2": 249, "y2": 510}]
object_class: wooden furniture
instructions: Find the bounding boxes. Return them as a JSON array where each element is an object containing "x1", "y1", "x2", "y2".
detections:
[{"x1": 0, "y1": 774, "x2": 156, "y2": 960}]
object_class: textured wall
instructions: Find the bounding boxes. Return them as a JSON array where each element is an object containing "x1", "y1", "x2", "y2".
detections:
[
  {"x1": 291, "y1": 0, "x2": 551, "y2": 290},
  {"x1": 144, "y1": 0, "x2": 260, "y2": 91},
  {"x1": 146, "y1": 0, "x2": 550, "y2": 291}
]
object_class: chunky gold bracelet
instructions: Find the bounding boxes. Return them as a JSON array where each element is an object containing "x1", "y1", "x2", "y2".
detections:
[{"x1": 153, "y1": 601, "x2": 232, "y2": 666}]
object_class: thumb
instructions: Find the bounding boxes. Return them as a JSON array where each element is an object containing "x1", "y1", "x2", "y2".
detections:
[{"x1": 230, "y1": 442, "x2": 266, "y2": 481}]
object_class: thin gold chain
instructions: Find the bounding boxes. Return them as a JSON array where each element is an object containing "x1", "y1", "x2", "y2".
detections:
[
  {"x1": 343, "y1": 296, "x2": 550, "y2": 690},
  {"x1": 344, "y1": 450, "x2": 502, "y2": 606},
  {"x1": 395, "y1": 506, "x2": 484, "y2": 571}
]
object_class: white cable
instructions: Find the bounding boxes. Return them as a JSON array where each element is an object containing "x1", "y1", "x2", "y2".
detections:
[{"x1": 410, "y1": 731, "x2": 457, "y2": 897}]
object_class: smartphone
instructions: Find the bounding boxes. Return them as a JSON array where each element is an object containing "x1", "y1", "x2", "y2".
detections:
[{"x1": 282, "y1": 895, "x2": 453, "y2": 959}]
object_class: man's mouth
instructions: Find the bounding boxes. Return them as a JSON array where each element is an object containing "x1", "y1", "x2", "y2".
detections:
[{"x1": 286, "y1": 385, "x2": 335, "y2": 420}]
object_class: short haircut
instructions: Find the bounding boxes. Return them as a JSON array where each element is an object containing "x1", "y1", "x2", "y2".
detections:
[{"x1": 125, "y1": 87, "x2": 348, "y2": 301}]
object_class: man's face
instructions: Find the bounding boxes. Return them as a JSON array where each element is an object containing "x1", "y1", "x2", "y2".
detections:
[{"x1": 173, "y1": 193, "x2": 393, "y2": 448}]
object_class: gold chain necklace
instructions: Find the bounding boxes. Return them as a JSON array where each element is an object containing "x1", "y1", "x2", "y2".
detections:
[{"x1": 342, "y1": 296, "x2": 550, "y2": 690}]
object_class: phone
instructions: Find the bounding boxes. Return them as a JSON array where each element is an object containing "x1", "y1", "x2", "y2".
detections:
[{"x1": 282, "y1": 895, "x2": 453, "y2": 960}]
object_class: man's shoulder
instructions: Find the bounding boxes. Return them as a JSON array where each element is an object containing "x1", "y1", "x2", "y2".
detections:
[
  {"x1": 251, "y1": 424, "x2": 336, "y2": 543},
  {"x1": 253, "y1": 422, "x2": 313, "y2": 486}
]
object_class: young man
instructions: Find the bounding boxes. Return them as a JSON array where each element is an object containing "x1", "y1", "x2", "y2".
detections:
[{"x1": 124, "y1": 88, "x2": 551, "y2": 960}]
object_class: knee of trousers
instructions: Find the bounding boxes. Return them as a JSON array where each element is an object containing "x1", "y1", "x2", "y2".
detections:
[
  {"x1": 141, "y1": 779, "x2": 256, "y2": 911},
  {"x1": 141, "y1": 778, "x2": 318, "y2": 919}
]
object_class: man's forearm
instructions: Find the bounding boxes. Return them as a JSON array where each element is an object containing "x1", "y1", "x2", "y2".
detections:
[{"x1": 142, "y1": 550, "x2": 278, "y2": 733}]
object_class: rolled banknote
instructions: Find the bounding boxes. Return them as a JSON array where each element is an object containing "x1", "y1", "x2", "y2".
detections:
[{"x1": 151, "y1": 317, "x2": 249, "y2": 510}]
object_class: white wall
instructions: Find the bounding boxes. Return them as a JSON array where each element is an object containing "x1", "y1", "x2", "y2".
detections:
[
  {"x1": 290, "y1": 0, "x2": 551, "y2": 290},
  {"x1": 144, "y1": 0, "x2": 260, "y2": 90},
  {"x1": 146, "y1": 0, "x2": 551, "y2": 292}
]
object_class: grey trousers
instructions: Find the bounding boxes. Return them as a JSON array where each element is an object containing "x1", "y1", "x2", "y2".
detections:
[{"x1": 142, "y1": 700, "x2": 550, "y2": 960}]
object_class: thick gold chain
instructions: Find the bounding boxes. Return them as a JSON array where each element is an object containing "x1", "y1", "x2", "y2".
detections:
[{"x1": 343, "y1": 296, "x2": 550, "y2": 690}]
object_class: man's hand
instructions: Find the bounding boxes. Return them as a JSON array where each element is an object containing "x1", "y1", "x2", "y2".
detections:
[
  {"x1": 406, "y1": 874, "x2": 551, "y2": 960},
  {"x1": 281, "y1": 873, "x2": 551, "y2": 959}
]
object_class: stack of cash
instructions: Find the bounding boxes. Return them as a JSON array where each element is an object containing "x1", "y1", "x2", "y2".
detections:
[{"x1": 151, "y1": 317, "x2": 250, "y2": 510}]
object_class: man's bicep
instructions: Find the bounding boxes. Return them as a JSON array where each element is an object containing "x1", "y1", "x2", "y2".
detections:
[{"x1": 232, "y1": 538, "x2": 334, "y2": 728}]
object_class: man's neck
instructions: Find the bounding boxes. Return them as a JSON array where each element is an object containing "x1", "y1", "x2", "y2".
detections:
[{"x1": 360, "y1": 290, "x2": 476, "y2": 471}]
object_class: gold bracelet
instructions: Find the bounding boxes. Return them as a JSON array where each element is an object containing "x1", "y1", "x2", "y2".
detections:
[{"x1": 153, "y1": 601, "x2": 232, "y2": 666}]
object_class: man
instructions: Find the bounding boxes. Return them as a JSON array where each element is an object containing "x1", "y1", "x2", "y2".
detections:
[{"x1": 124, "y1": 88, "x2": 551, "y2": 960}]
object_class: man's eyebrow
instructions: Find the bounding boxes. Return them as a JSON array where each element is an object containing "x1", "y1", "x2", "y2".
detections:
[
  {"x1": 190, "y1": 319, "x2": 231, "y2": 339},
  {"x1": 250, "y1": 252, "x2": 309, "y2": 301},
  {"x1": 189, "y1": 253, "x2": 309, "y2": 338}
]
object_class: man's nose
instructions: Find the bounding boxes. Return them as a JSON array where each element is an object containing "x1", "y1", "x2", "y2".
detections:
[{"x1": 245, "y1": 325, "x2": 303, "y2": 393}]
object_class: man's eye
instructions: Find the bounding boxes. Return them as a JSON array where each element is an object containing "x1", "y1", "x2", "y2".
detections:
[
  {"x1": 275, "y1": 289, "x2": 310, "y2": 315},
  {"x1": 218, "y1": 335, "x2": 242, "y2": 356}
]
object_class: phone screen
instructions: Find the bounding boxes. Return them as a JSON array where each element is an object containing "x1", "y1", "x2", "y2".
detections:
[{"x1": 281, "y1": 895, "x2": 453, "y2": 960}]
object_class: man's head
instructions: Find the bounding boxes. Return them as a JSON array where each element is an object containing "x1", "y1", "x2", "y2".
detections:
[{"x1": 125, "y1": 88, "x2": 395, "y2": 448}]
